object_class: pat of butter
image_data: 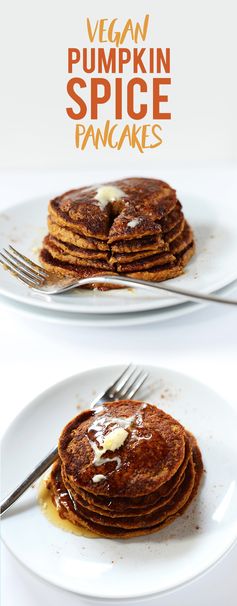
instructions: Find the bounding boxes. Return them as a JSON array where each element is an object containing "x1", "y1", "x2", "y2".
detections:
[
  {"x1": 95, "y1": 185, "x2": 126, "y2": 209},
  {"x1": 103, "y1": 427, "x2": 128, "y2": 452},
  {"x1": 91, "y1": 427, "x2": 128, "y2": 466},
  {"x1": 92, "y1": 474, "x2": 106, "y2": 483},
  {"x1": 127, "y1": 218, "x2": 140, "y2": 228}
]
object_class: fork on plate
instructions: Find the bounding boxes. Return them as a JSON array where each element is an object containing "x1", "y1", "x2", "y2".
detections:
[
  {"x1": 0, "y1": 245, "x2": 236, "y2": 305},
  {"x1": 0, "y1": 365, "x2": 149, "y2": 515}
]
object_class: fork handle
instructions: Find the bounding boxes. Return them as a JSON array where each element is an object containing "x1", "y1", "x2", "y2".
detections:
[
  {"x1": 0, "y1": 447, "x2": 58, "y2": 515},
  {"x1": 77, "y1": 276, "x2": 237, "y2": 306}
]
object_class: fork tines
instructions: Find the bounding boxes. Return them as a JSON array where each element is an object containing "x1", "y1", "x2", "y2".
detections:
[
  {"x1": 109, "y1": 365, "x2": 149, "y2": 400},
  {"x1": 0, "y1": 245, "x2": 48, "y2": 287}
]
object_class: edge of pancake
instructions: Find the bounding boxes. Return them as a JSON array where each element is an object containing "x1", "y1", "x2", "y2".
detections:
[
  {"x1": 47, "y1": 431, "x2": 203, "y2": 538},
  {"x1": 43, "y1": 236, "x2": 111, "y2": 271}
]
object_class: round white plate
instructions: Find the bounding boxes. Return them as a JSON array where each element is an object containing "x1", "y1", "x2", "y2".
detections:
[
  {"x1": 1, "y1": 365, "x2": 237, "y2": 600},
  {"x1": 0, "y1": 281, "x2": 236, "y2": 327},
  {"x1": 0, "y1": 292, "x2": 205, "y2": 326},
  {"x1": 0, "y1": 192, "x2": 236, "y2": 314}
]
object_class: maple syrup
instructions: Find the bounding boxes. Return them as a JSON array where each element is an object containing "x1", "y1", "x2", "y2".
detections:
[{"x1": 38, "y1": 476, "x2": 98, "y2": 538}]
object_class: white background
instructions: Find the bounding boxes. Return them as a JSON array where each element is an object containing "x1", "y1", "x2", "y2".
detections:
[
  {"x1": 1, "y1": 0, "x2": 237, "y2": 604},
  {"x1": 0, "y1": 0, "x2": 236, "y2": 169},
  {"x1": 0, "y1": 167, "x2": 237, "y2": 606}
]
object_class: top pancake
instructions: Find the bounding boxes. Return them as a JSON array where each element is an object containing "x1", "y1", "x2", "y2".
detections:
[
  {"x1": 58, "y1": 400, "x2": 186, "y2": 498},
  {"x1": 49, "y1": 178, "x2": 177, "y2": 241}
]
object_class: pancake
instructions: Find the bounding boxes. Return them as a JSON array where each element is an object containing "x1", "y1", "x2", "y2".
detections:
[
  {"x1": 55, "y1": 457, "x2": 195, "y2": 530},
  {"x1": 58, "y1": 402, "x2": 186, "y2": 498},
  {"x1": 60, "y1": 435, "x2": 192, "y2": 517},
  {"x1": 63, "y1": 432, "x2": 191, "y2": 514},
  {"x1": 49, "y1": 178, "x2": 176, "y2": 241},
  {"x1": 126, "y1": 236, "x2": 195, "y2": 281},
  {"x1": 109, "y1": 248, "x2": 167, "y2": 264},
  {"x1": 164, "y1": 218, "x2": 185, "y2": 243},
  {"x1": 108, "y1": 215, "x2": 163, "y2": 243},
  {"x1": 42, "y1": 236, "x2": 112, "y2": 271},
  {"x1": 39, "y1": 248, "x2": 118, "y2": 291},
  {"x1": 49, "y1": 194, "x2": 111, "y2": 240},
  {"x1": 111, "y1": 235, "x2": 167, "y2": 253},
  {"x1": 126, "y1": 264, "x2": 184, "y2": 281},
  {"x1": 46, "y1": 233, "x2": 109, "y2": 260},
  {"x1": 48, "y1": 217, "x2": 109, "y2": 251},
  {"x1": 170, "y1": 222, "x2": 194, "y2": 254},
  {"x1": 159, "y1": 202, "x2": 183, "y2": 233},
  {"x1": 62, "y1": 466, "x2": 186, "y2": 517},
  {"x1": 48, "y1": 401, "x2": 203, "y2": 538},
  {"x1": 40, "y1": 178, "x2": 195, "y2": 286},
  {"x1": 178, "y1": 242, "x2": 195, "y2": 267},
  {"x1": 116, "y1": 252, "x2": 176, "y2": 273}
]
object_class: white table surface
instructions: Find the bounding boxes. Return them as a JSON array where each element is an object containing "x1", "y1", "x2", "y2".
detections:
[{"x1": 0, "y1": 167, "x2": 237, "y2": 606}]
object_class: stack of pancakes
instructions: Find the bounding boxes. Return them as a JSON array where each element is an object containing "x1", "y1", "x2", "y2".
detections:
[
  {"x1": 40, "y1": 178, "x2": 195, "y2": 286},
  {"x1": 47, "y1": 400, "x2": 203, "y2": 538}
]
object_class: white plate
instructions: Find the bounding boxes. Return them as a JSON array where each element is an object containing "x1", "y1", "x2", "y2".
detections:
[
  {"x1": 1, "y1": 365, "x2": 237, "y2": 600},
  {"x1": 0, "y1": 292, "x2": 205, "y2": 326},
  {"x1": 0, "y1": 281, "x2": 236, "y2": 327},
  {"x1": 0, "y1": 192, "x2": 236, "y2": 314}
]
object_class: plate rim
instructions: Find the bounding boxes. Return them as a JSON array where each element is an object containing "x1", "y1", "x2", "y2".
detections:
[
  {"x1": 1, "y1": 364, "x2": 237, "y2": 600},
  {"x1": 0, "y1": 291, "x2": 205, "y2": 327},
  {"x1": 2, "y1": 531, "x2": 237, "y2": 602},
  {"x1": 0, "y1": 279, "x2": 236, "y2": 327}
]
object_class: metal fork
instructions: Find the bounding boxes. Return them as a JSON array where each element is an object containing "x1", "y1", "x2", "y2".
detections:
[
  {"x1": 0, "y1": 245, "x2": 236, "y2": 305},
  {"x1": 0, "y1": 365, "x2": 149, "y2": 515}
]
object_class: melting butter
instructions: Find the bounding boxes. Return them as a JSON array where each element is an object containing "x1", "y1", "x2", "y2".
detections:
[
  {"x1": 127, "y1": 218, "x2": 140, "y2": 228},
  {"x1": 92, "y1": 474, "x2": 107, "y2": 483},
  {"x1": 94, "y1": 185, "x2": 126, "y2": 210},
  {"x1": 103, "y1": 427, "x2": 128, "y2": 451},
  {"x1": 90, "y1": 427, "x2": 128, "y2": 466},
  {"x1": 88, "y1": 405, "x2": 150, "y2": 471}
]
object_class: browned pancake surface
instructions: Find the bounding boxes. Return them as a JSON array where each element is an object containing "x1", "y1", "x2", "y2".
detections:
[
  {"x1": 61, "y1": 435, "x2": 191, "y2": 517},
  {"x1": 40, "y1": 179, "x2": 195, "y2": 287},
  {"x1": 48, "y1": 217, "x2": 109, "y2": 250},
  {"x1": 49, "y1": 178, "x2": 176, "y2": 241},
  {"x1": 117, "y1": 252, "x2": 176, "y2": 273},
  {"x1": 43, "y1": 236, "x2": 111, "y2": 270},
  {"x1": 47, "y1": 432, "x2": 203, "y2": 538},
  {"x1": 58, "y1": 401, "x2": 186, "y2": 498}
]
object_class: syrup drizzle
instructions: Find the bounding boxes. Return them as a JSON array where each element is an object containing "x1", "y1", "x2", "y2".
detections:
[
  {"x1": 38, "y1": 476, "x2": 98, "y2": 538},
  {"x1": 87, "y1": 404, "x2": 151, "y2": 471}
]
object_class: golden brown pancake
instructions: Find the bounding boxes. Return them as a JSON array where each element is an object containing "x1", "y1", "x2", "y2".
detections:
[
  {"x1": 126, "y1": 264, "x2": 184, "y2": 281},
  {"x1": 116, "y1": 252, "x2": 176, "y2": 273},
  {"x1": 49, "y1": 178, "x2": 175, "y2": 241},
  {"x1": 108, "y1": 215, "x2": 163, "y2": 243},
  {"x1": 40, "y1": 178, "x2": 195, "y2": 286},
  {"x1": 46, "y1": 407, "x2": 203, "y2": 539},
  {"x1": 54, "y1": 457, "x2": 195, "y2": 530},
  {"x1": 39, "y1": 248, "x2": 118, "y2": 291},
  {"x1": 49, "y1": 194, "x2": 111, "y2": 240},
  {"x1": 43, "y1": 235, "x2": 112, "y2": 271},
  {"x1": 48, "y1": 217, "x2": 109, "y2": 251},
  {"x1": 63, "y1": 433, "x2": 191, "y2": 514},
  {"x1": 58, "y1": 402, "x2": 186, "y2": 498},
  {"x1": 111, "y1": 234, "x2": 167, "y2": 253},
  {"x1": 164, "y1": 218, "x2": 185, "y2": 243},
  {"x1": 170, "y1": 222, "x2": 194, "y2": 254},
  {"x1": 159, "y1": 202, "x2": 183, "y2": 232},
  {"x1": 60, "y1": 435, "x2": 191, "y2": 517},
  {"x1": 109, "y1": 248, "x2": 166, "y2": 264},
  {"x1": 46, "y1": 234, "x2": 109, "y2": 260}
]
